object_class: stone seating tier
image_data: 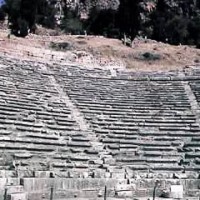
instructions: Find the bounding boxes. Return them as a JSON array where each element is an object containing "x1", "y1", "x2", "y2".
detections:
[{"x1": 0, "y1": 57, "x2": 200, "y2": 182}]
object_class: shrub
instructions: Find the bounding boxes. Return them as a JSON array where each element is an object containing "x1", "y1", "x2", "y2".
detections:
[
  {"x1": 188, "y1": 16, "x2": 200, "y2": 48},
  {"x1": 50, "y1": 42, "x2": 73, "y2": 51},
  {"x1": 165, "y1": 15, "x2": 189, "y2": 45},
  {"x1": 87, "y1": 8, "x2": 118, "y2": 37},
  {"x1": 36, "y1": 0, "x2": 56, "y2": 29},
  {"x1": 18, "y1": 18, "x2": 28, "y2": 37},
  {"x1": 62, "y1": 17, "x2": 83, "y2": 34},
  {"x1": 61, "y1": 9, "x2": 83, "y2": 35},
  {"x1": 137, "y1": 52, "x2": 161, "y2": 61}
]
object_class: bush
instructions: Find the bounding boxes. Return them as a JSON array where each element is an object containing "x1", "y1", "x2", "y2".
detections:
[
  {"x1": 50, "y1": 42, "x2": 73, "y2": 51},
  {"x1": 9, "y1": 18, "x2": 29, "y2": 37},
  {"x1": 18, "y1": 18, "x2": 29, "y2": 37},
  {"x1": 62, "y1": 17, "x2": 83, "y2": 34},
  {"x1": 87, "y1": 8, "x2": 119, "y2": 37},
  {"x1": 61, "y1": 9, "x2": 83, "y2": 35},
  {"x1": 36, "y1": 0, "x2": 56, "y2": 29},
  {"x1": 188, "y1": 16, "x2": 200, "y2": 48},
  {"x1": 138, "y1": 52, "x2": 161, "y2": 61},
  {"x1": 165, "y1": 15, "x2": 189, "y2": 44}
]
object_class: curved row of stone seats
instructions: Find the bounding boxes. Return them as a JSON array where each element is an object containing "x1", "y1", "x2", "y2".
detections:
[
  {"x1": 1, "y1": 57, "x2": 200, "y2": 177},
  {"x1": 189, "y1": 81, "x2": 200, "y2": 104},
  {"x1": 184, "y1": 67, "x2": 200, "y2": 105},
  {"x1": 49, "y1": 62, "x2": 185, "y2": 82},
  {"x1": 53, "y1": 68, "x2": 200, "y2": 172},
  {"x1": 0, "y1": 63, "x2": 102, "y2": 173},
  {"x1": 184, "y1": 66, "x2": 200, "y2": 77},
  {"x1": 49, "y1": 63, "x2": 112, "y2": 78}
]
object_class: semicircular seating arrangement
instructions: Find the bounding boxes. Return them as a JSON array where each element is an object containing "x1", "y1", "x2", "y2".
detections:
[{"x1": 0, "y1": 55, "x2": 200, "y2": 199}]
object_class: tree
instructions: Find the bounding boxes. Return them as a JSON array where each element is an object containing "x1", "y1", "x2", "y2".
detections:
[
  {"x1": 165, "y1": 15, "x2": 189, "y2": 44},
  {"x1": 4, "y1": 0, "x2": 38, "y2": 36},
  {"x1": 0, "y1": 6, "x2": 5, "y2": 21},
  {"x1": 118, "y1": 0, "x2": 140, "y2": 40},
  {"x1": 87, "y1": 7, "x2": 119, "y2": 37},
  {"x1": 36, "y1": 0, "x2": 56, "y2": 29},
  {"x1": 61, "y1": 8, "x2": 83, "y2": 34},
  {"x1": 4, "y1": 0, "x2": 58, "y2": 36},
  {"x1": 188, "y1": 14, "x2": 200, "y2": 47}
]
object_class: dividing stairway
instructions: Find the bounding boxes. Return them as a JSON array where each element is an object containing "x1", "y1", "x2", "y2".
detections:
[
  {"x1": 53, "y1": 65, "x2": 200, "y2": 173},
  {"x1": 0, "y1": 59, "x2": 104, "y2": 178}
]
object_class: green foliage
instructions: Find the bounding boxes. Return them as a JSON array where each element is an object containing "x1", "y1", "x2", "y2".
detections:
[
  {"x1": 17, "y1": 18, "x2": 28, "y2": 37},
  {"x1": 188, "y1": 15, "x2": 200, "y2": 47},
  {"x1": 165, "y1": 15, "x2": 189, "y2": 44},
  {"x1": 61, "y1": 10, "x2": 83, "y2": 34},
  {"x1": 138, "y1": 52, "x2": 161, "y2": 61},
  {"x1": 4, "y1": 0, "x2": 55, "y2": 37},
  {"x1": 150, "y1": 0, "x2": 200, "y2": 45},
  {"x1": 62, "y1": 17, "x2": 83, "y2": 34},
  {"x1": 50, "y1": 41, "x2": 73, "y2": 51},
  {"x1": 0, "y1": 7, "x2": 5, "y2": 21},
  {"x1": 4, "y1": 0, "x2": 38, "y2": 37},
  {"x1": 87, "y1": 7, "x2": 119, "y2": 38},
  {"x1": 36, "y1": 0, "x2": 56, "y2": 29},
  {"x1": 2, "y1": 0, "x2": 200, "y2": 47},
  {"x1": 118, "y1": 0, "x2": 140, "y2": 40}
]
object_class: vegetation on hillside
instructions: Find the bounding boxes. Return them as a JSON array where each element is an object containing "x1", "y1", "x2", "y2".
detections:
[{"x1": 0, "y1": 0, "x2": 200, "y2": 48}]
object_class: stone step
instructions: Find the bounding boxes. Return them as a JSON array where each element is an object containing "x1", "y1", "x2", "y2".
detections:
[
  {"x1": 185, "y1": 152, "x2": 200, "y2": 158},
  {"x1": 0, "y1": 143, "x2": 55, "y2": 152},
  {"x1": 145, "y1": 119, "x2": 196, "y2": 123},
  {"x1": 107, "y1": 134, "x2": 137, "y2": 140},
  {"x1": 100, "y1": 126, "x2": 139, "y2": 131},
  {"x1": 67, "y1": 142, "x2": 91, "y2": 148},
  {"x1": 159, "y1": 127, "x2": 200, "y2": 132},
  {"x1": 6, "y1": 185, "x2": 24, "y2": 194},
  {"x1": 143, "y1": 123, "x2": 192, "y2": 127},
  {"x1": 128, "y1": 164, "x2": 149, "y2": 170},
  {"x1": 185, "y1": 142, "x2": 200, "y2": 147},
  {"x1": 25, "y1": 133, "x2": 59, "y2": 140},
  {"x1": 6, "y1": 103, "x2": 42, "y2": 111},
  {"x1": 0, "y1": 137, "x2": 66, "y2": 146},
  {"x1": 142, "y1": 146, "x2": 174, "y2": 151},
  {"x1": 146, "y1": 158, "x2": 177, "y2": 163},
  {"x1": 116, "y1": 157, "x2": 146, "y2": 163},
  {"x1": 192, "y1": 137, "x2": 200, "y2": 142},
  {"x1": 6, "y1": 192, "x2": 27, "y2": 200},
  {"x1": 14, "y1": 153, "x2": 33, "y2": 159},
  {"x1": 143, "y1": 151, "x2": 181, "y2": 157},
  {"x1": 47, "y1": 125, "x2": 77, "y2": 131},
  {"x1": 151, "y1": 164, "x2": 183, "y2": 171}
]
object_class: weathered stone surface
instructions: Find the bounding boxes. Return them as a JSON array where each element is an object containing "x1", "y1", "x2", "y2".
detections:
[
  {"x1": 7, "y1": 193, "x2": 27, "y2": 200},
  {"x1": 1, "y1": 56, "x2": 200, "y2": 198}
]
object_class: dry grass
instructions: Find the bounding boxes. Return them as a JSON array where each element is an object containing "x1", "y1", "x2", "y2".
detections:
[
  {"x1": 59, "y1": 35, "x2": 200, "y2": 72},
  {"x1": 0, "y1": 29, "x2": 200, "y2": 72}
]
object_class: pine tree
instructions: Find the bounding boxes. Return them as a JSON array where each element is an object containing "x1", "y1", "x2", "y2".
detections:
[
  {"x1": 36, "y1": 0, "x2": 56, "y2": 29},
  {"x1": 118, "y1": 0, "x2": 140, "y2": 40},
  {"x1": 4, "y1": 0, "x2": 38, "y2": 36}
]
